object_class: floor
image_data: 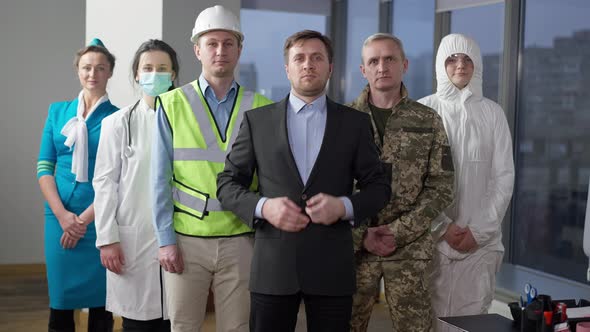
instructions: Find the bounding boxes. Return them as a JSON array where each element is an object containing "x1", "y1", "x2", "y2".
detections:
[
  {"x1": 0, "y1": 266, "x2": 50, "y2": 332},
  {"x1": 0, "y1": 265, "x2": 392, "y2": 332},
  {"x1": 0, "y1": 265, "x2": 510, "y2": 331}
]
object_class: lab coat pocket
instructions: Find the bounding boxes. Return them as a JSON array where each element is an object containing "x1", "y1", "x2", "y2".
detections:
[{"x1": 118, "y1": 225, "x2": 138, "y2": 271}]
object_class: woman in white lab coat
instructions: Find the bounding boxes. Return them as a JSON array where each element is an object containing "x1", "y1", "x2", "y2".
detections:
[
  {"x1": 93, "y1": 39, "x2": 179, "y2": 332},
  {"x1": 418, "y1": 34, "x2": 515, "y2": 329}
]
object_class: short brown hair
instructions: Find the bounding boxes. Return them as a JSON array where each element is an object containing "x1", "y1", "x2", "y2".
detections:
[
  {"x1": 283, "y1": 30, "x2": 333, "y2": 64},
  {"x1": 74, "y1": 45, "x2": 116, "y2": 71}
]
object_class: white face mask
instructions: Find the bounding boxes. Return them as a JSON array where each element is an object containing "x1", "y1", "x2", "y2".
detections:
[{"x1": 138, "y1": 72, "x2": 173, "y2": 96}]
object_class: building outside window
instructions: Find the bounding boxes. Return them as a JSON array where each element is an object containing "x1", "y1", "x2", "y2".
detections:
[{"x1": 512, "y1": 0, "x2": 590, "y2": 284}]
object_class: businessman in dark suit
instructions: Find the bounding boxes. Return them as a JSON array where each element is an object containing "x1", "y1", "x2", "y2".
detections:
[{"x1": 217, "y1": 30, "x2": 391, "y2": 332}]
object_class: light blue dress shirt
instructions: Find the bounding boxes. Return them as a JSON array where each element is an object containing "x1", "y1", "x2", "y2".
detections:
[
  {"x1": 254, "y1": 93, "x2": 353, "y2": 220},
  {"x1": 151, "y1": 75, "x2": 238, "y2": 246},
  {"x1": 199, "y1": 75, "x2": 238, "y2": 141}
]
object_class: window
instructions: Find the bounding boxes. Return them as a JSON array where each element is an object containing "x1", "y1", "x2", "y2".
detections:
[
  {"x1": 342, "y1": 0, "x2": 379, "y2": 103},
  {"x1": 391, "y1": 0, "x2": 435, "y2": 100},
  {"x1": 450, "y1": 2, "x2": 504, "y2": 102},
  {"x1": 240, "y1": 7, "x2": 328, "y2": 101},
  {"x1": 512, "y1": 0, "x2": 590, "y2": 283}
]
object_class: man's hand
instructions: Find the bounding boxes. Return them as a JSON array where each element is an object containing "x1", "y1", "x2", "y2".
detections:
[
  {"x1": 305, "y1": 193, "x2": 345, "y2": 225},
  {"x1": 262, "y1": 197, "x2": 310, "y2": 232},
  {"x1": 159, "y1": 245, "x2": 184, "y2": 274},
  {"x1": 443, "y1": 223, "x2": 467, "y2": 248},
  {"x1": 100, "y1": 243, "x2": 125, "y2": 274},
  {"x1": 363, "y1": 225, "x2": 396, "y2": 257},
  {"x1": 453, "y1": 227, "x2": 477, "y2": 253}
]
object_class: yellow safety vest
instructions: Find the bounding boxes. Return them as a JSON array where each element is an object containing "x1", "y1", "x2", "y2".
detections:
[{"x1": 160, "y1": 81, "x2": 272, "y2": 237}]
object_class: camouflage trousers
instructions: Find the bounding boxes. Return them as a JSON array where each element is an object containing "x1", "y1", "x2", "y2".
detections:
[{"x1": 351, "y1": 259, "x2": 432, "y2": 332}]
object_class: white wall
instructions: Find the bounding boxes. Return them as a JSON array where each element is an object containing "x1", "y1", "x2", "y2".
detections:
[
  {"x1": 86, "y1": 0, "x2": 163, "y2": 107},
  {"x1": 0, "y1": 0, "x2": 85, "y2": 263}
]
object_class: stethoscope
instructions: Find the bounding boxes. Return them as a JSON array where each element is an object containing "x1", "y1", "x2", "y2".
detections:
[{"x1": 123, "y1": 100, "x2": 142, "y2": 158}]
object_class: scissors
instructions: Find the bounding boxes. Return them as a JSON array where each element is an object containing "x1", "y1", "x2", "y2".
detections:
[{"x1": 523, "y1": 283, "x2": 537, "y2": 305}]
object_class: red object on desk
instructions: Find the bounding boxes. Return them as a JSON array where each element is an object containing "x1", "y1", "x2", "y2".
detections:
[{"x1": 543, "y1": 311, "x2": 553, "y2": 326}]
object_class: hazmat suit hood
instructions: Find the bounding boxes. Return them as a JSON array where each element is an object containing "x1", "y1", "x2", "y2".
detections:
[{"x1": 435, "y1": 33, "x2": 483, "y2": 101}]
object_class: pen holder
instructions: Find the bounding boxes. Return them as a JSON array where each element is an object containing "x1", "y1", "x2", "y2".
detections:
[
  {"x1": 537, "y1": 294, "x2": 553, "y2": 312},
  {"x1": 509, "y1": 301, "x2": 523, "y2": 326},
  {"x1": 522, "y1": 299, "x2": 543, "y2": 332}
]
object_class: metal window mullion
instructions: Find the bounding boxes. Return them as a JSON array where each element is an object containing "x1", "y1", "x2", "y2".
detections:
[
  {"x1": 379, "y1": 0, "x2": 393, "y2": 34},
  {"x1": 432, "y1": 11, "x2": 451, "y2": 94},
  {"x1": 502, "y1": 0, "x2": 524, "y2": 263},
  {"x1": 328, "y1": 0, "x2": 347, "y2": 102},
  {"x1": 499, "y1": 0, "x2": 523, "y2": 138}
]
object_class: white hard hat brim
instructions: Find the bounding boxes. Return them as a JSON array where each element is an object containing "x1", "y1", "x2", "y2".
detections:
[{"x1": 191, "y1": 28, "x2": 244, "y2": 44}]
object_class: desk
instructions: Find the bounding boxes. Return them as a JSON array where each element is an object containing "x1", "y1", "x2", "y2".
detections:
[{"x1": 439, "y1": 314, "x2": 519, "y2": 332}]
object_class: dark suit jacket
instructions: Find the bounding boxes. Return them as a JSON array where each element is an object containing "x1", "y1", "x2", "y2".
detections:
[{"x1": 217, "y1": 96, "x2": 391, "y2": 296}]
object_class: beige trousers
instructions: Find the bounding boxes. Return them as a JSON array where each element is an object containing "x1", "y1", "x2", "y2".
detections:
[{"x1": 164, "y1": 234, "x2": 253, "y2": 332}]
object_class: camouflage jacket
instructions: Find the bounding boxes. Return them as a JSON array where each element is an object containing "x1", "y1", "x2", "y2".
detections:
[{"x1": 349, "y1": 84, "x2": 454, "y2": 261}]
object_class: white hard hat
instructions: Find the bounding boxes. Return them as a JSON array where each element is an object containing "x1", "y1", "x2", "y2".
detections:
[{"x1": 191, "y1": 5, "x2": 243, "y2": 44}]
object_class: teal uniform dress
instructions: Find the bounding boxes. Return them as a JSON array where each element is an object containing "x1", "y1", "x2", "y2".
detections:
[{"x1": 37, "y1": 97, "x2": 118, "y2": 309}]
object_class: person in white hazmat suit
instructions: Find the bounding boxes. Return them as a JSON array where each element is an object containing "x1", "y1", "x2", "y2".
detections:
[
  {"x1": 93, "y1": 39, "x2": 179, "y2": 331},
  {"x1": 418, "y1": 33, "x2": 515, "y2": 329}
]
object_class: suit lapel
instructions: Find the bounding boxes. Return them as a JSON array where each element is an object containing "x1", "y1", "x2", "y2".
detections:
[
  {"x1": 304, "y1": 98, "x2": 341, "y2": 191},
  {"x1": 276, "y1": 96, "x2": 305, "y2": 188}
]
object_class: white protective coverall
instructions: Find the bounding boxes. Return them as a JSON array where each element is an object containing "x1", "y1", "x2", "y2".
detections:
[
  {"x1": 93, "y1": 99, "x2": 166, "y2": 320},
  {"x1": 418, "y1": 34, "x2": 515, "y2": 325}
]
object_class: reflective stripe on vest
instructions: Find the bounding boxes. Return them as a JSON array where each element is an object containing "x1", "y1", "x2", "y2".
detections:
[
  {"x1": 171, "y1": 83, "x2": 253, "y2": 216},
  {"x1": 172, "y1": 186, "x2": 223, "y2": 217}
]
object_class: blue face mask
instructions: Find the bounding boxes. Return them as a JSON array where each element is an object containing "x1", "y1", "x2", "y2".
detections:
[{"x1": 139, "y1": 72, "x2": 173, "y2": 96}]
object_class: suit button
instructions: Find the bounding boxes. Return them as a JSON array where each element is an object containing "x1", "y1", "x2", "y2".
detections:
[{"x1": 301, "y1": 194, "x2": 307, "y2": 200}]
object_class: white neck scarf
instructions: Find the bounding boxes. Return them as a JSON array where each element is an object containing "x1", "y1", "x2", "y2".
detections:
[{"x1": 61, "y1": 91, "x2": 108, "y2": 182}]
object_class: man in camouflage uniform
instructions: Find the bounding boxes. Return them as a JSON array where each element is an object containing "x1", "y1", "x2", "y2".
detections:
[{"x1": 349, "y1": 33, "x2": 454, "y2": 332}]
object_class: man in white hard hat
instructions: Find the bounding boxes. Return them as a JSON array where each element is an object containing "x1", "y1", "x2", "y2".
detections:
[{"x1": 151, "y1": 5, "x2": 272, "y2": 332}]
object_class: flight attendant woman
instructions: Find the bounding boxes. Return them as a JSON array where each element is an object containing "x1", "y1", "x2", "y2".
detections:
[
  {"x1": 37, "y1": 38, "x2": 118, "y2": 332},
  {"x1": 93, "y1": 39, "x2": 179, "y2": 332}
]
